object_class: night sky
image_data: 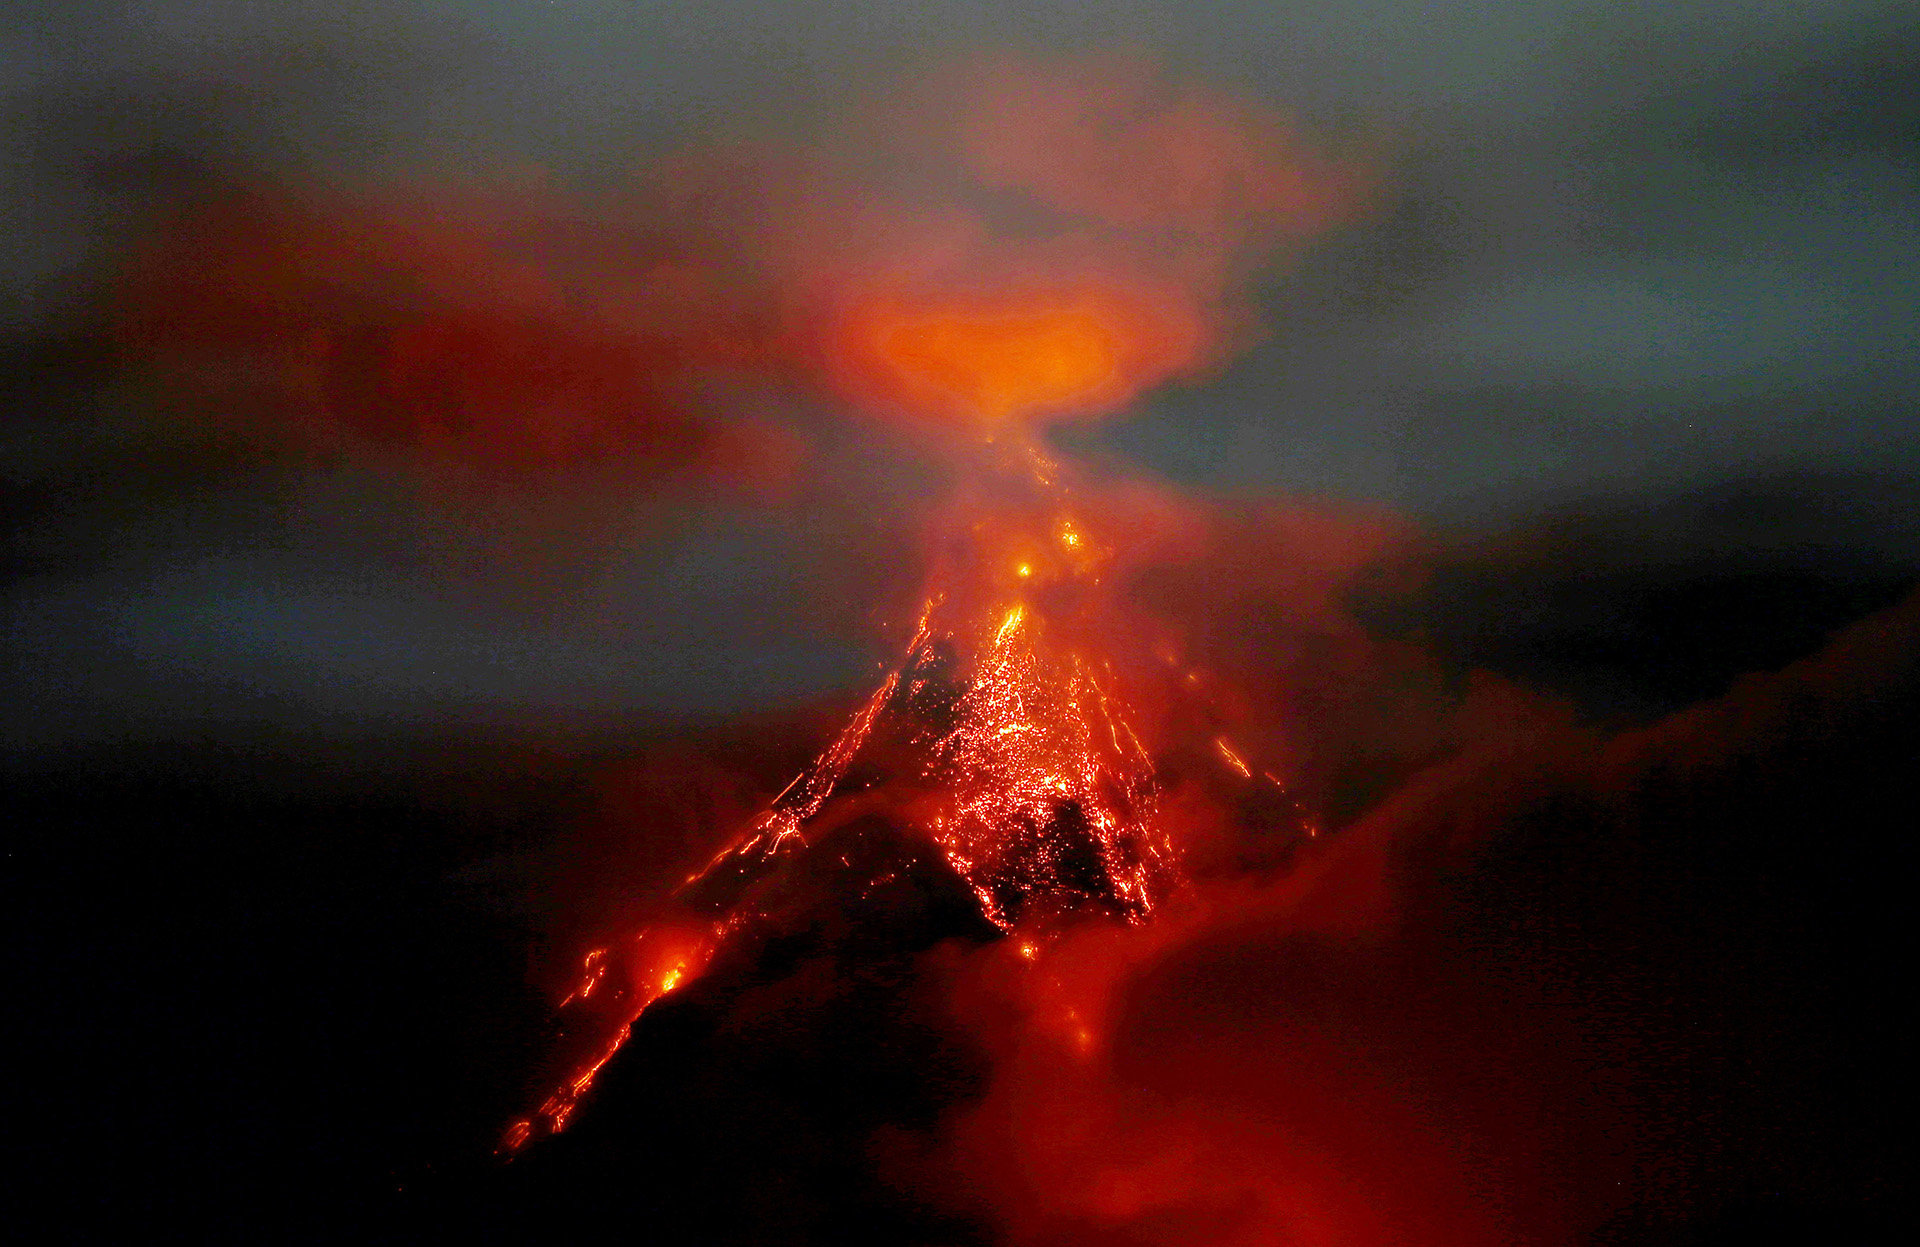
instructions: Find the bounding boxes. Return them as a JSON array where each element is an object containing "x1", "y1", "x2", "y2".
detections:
[{"x1": 6, "y1": 4, "x2": 1916, "y2": 1244}]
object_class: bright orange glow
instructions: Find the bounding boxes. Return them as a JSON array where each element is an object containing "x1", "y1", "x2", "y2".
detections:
[
  {"x1": 996, "y1": 604, "x2": 1026, "y2": 645},
  {"x1": 871, "y1": 302, "x2": 1116, "y2": 419},
  {"x1": 924, "y1": 576, "x2": 1169, "y2": 929},
  {"x1": 502, "y1": 923, "x2": 717, "y2": 1153},
  {"x1": 485, "y1": 53, "x2": 1359, "y2": 1160},
  {"x1": 831, "y1": 285, "x2": 1203, "y2": 432},
  {"x1": 500, "y1": 450, "x2": 1261, "y2": 1152}
]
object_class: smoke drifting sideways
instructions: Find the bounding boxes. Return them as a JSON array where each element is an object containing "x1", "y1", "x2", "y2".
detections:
[{"x1": 114, "y1": 54, "x2": 1355, "y2": 475}]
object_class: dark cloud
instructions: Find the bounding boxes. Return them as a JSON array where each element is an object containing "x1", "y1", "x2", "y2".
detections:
[
  {"x1": 1358, "y1": 468, "x2": 1920, "y2": 718},
  {"x1": 7, "y1": 6, "x2": 1917, "y2": 742}
]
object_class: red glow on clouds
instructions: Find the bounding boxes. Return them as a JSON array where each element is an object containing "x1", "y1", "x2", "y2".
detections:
[
  {"x1": 923, "y1": 867, "x2": 1527, "y2": 1246},
  {"x1": 956, "y1": 56, "x2": 1348, "y2": 251},
  {"x1": 115, "y1": 186, "x2": 790, "y2": 478},
  {"x1": 114, "y1": 54, "x2": 1357, "y2": 465},
  {"x1": 814, "y1": 58, "x2": 1354, "y2": 438},
  {"x1": 829, "y1": 283, "x2": 1204, "y2": 430},
  {"x1": 109, "y1": 45, "x2": 1758, "y2": 1245}
]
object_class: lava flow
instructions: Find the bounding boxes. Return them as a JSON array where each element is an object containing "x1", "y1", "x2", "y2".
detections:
[
  {"x1": 498, "y1": 82, "x2": 1335, "y2": 1145},
  {"x1": 498, "y1": 321, "x2": 1319, "y2": 1152},
  {"x1": 501, "y1": 432, "x2": 1286, "y2": 1152}
]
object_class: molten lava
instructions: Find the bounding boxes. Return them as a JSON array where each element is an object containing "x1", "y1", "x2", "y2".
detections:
[
  {"x1": 500, "y1": 432, "x2": 1301, "y2": 1154},
  {"x1": 491, "y1": 54, "x2": 1347, "y2": 1155}
]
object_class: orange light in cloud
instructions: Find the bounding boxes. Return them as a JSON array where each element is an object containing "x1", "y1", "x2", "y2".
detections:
[
  {"x1": 873, "y1": 301, "x2": 1118, "y2": 420},
  {"x1": 831, "y1": 283, "x2": 1204, "y2": 432}
]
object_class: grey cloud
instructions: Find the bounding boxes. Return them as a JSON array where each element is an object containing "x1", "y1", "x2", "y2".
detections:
[{"x1": 5, "y1": 1, "x2": 1917, "y2": 742}]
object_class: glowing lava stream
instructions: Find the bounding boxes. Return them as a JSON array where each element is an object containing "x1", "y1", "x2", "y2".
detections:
[
  {"x1": 500, "y1": 436, "x2": 1252, "y2": 1154},
  {"x1": 503, "y1": 278, "x2": 1289, "y2": 1153}
]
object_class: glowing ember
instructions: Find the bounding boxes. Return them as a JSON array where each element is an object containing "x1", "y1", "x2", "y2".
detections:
[
  {"x1": 503, "y1": 923, "x2": 719, "y2": 1148},
  {"x1": 921, "y1": 586, "x2": 1168, "y2": 928}
]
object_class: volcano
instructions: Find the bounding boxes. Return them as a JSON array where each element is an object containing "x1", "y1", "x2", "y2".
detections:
[{"x1": 499, "y1": 439, "x2": 1317, "y2": 1163}]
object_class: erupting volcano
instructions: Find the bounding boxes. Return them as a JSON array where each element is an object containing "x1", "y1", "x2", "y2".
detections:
[
  {"x1": 480, "y1": 69, "x2": 1353, "y2": 1139},
  {"x1": 104, "y1": 54, "x2": 1356, "y2": 1180},
  {"x1": 505, "y1": 413, "x2": 1314, "y2": 1152},
  {"x1": 21, "y1": 22, "x2": 1906, "y2": 1245}
]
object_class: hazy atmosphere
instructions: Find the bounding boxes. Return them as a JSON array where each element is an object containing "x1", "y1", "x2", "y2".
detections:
[
  {"x1": 9, "y1": 1, "x2": 1916, "y2": 744},
  {"x1": 7, "y1": 5, "x2": 1915, "y2": 1244}
]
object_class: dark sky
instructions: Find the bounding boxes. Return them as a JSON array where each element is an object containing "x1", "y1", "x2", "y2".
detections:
[{"x1": 5, "y1": 0, "x2": 1918, "y2": 747}]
